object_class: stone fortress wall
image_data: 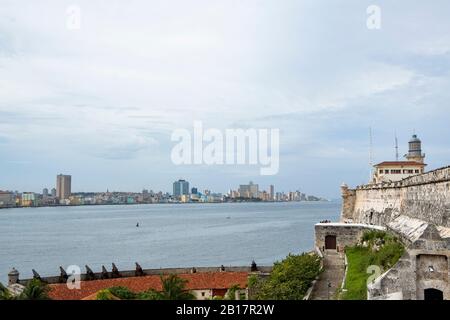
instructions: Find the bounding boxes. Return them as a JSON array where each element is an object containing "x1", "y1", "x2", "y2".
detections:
[
  {"x1": 341, "y1": 166, "x2": 450, "y2": 228},
  {"x1": 335, "y1": 165, "x2": 450, "y2": 300}
]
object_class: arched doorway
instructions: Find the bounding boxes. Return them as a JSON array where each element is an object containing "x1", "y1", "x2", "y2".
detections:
[
  {"x1": 424, "y1": 288, "x2": 443, "y2": 300},
  {"x1": 325, "y1": 235, "x2": 337, "y2": 250}
]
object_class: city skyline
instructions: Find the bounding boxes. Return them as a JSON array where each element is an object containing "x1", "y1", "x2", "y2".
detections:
[
  {"x1": 1, "y1": 174, "x2": 317, "y2": 199},
  {"x1": 1, "y1": 1, "x2": 450, "y2": 198}
]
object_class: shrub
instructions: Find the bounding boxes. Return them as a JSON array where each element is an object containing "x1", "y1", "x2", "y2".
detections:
[
  {"x1": 252, "y1": 253, "x2": 321, "y2": 300},
  {"x1": 108, "y1": 286, "x2": 137, "y2": 300},
  {"x1": 96, "y1": 289, "x2": 120, "y2": 300}
]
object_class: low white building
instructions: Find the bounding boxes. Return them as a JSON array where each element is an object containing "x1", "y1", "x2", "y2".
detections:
[
  {"x1": 372, "y1": 161, "x2": 426, "y2": 183},
  {"x1": 371, "y1": 134, "x2": 427, "y2": 184}
]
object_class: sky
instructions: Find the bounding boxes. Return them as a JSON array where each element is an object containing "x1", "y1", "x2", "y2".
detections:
[{"x1": 0, "y1": 0, "x2": 449, "y2": 198}]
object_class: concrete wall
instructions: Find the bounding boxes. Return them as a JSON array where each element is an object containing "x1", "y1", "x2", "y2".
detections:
[
  {"x1": 192, "y1": 289, "x2": 213, "y2": 300},
  {"x1": 368, "y1": 248, "x2": 450, "y2": 300},
  {"x1": 315, "y1": 223, "x2": 385, "y2": 252},
  {"x1": 342, "y1": 166, "x2": 450, "y2": 227}
]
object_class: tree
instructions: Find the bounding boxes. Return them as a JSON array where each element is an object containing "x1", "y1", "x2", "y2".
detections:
[
  {"x1": 19, "y1": 279, "x2": 51, "y2": 300},
  {"x1": 104, "y1": 275, "x2": 195, "y2": 300},
  {"x1": 225, "y1": 284, "x2": 242, "y2": 300},
  {"x1": 158, "y1": 274, "x2": 195, "y2": 300},
  {"x1": 0, "y1": 282, "x2": 15, "y2": 300},
  {"x1": 251, "y1": 253, "x2": 322, "y2": 300}
]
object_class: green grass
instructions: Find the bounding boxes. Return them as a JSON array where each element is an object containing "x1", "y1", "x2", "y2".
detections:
[{"x1": 341, "y1": 231, "x2": 404, "y2": 300}]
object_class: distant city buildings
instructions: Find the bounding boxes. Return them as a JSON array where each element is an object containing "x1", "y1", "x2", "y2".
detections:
[
  {"x1": 0, "y1": 191, "x2": 15, "y2": 208},
  {"x1": 0, "y1": 175, "x2": 326, "y2": 209},
  {"x1": 227, "y1": 182, "x2": 323, "y2": 203},
  {"x1": 238, "y1": 181, "x2": 259, "y2": 199},
  {"x1": 173, "y1": 179, "x2": 189, "y2": 198},
  {"x1": 21, "y1": 192, "x2": 36, "y2": 207},
  {"x1": 56, "y1": 174, "x2": 72, "y2": 200}
]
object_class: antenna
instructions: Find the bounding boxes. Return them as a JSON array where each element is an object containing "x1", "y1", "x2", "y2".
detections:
[
  {"x1": 395, "y1": 131, "x2": 399, "y2": 161},
  {"x1": 369, "y1": 127, "x2": 374, "y2": 181}
]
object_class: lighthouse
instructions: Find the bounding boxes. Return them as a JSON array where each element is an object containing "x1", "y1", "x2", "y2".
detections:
[
  {"x1": 371, "y1": 133, "x2": 427, "y2": 184},
  {"x1": 405, "y1": 134, "x2": 426, "y2": 163}
]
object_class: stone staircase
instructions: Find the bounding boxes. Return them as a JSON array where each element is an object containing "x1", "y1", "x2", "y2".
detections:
[{"x1": 309, "y1": 250, "x2": 345, "y2": 300}]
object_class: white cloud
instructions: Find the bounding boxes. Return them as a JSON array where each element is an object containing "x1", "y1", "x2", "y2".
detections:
[{"x1": 0, "y1": 0, "x2": 449, "y2": 195}]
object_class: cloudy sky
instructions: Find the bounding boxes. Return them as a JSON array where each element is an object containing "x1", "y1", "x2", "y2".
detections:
[{"x1": 1, "y1": 0, "x2": 449, "y2": 198}]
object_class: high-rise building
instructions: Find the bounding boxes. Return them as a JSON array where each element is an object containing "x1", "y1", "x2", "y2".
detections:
[
  {"x1": 173, "y1": 179, "x2": 189, "y2": 197},
  {"x1": 51, "y1": 188, "x2": 57, "y2": 197},
  {"x1": 269, "y1": 185, "x2": 274, "y2": 201},
  {"x1": 239, "y1": 181, "x2": 259, "y2": 198},
  {"x1": 42, "y1": 188, "x2": 49, "y2": 198},
  {"x1": 56, "y1": 174, "x2": 72, "y2": 200},
  {"x1": 191, "y1": 187, "x2": 198, "y2": 195}
]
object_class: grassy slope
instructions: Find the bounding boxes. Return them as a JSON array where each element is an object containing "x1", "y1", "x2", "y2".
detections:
[{"x1": 342, "y1": 232, "x2": 404, "y2": 300}]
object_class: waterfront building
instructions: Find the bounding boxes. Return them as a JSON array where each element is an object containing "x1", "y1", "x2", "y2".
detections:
[
  {"x1": 191, "y1": 187, "x2": 198, "y2": 195},
  {"x1": 42, "y1": 188, "x2": 49, "y2": 198},
  {"x1": 51, "y1": 188, "x2": 57, "y2": 197},
  {"x1": 21, "y1": 192, "x2": 36, "y2": 207},
  {"x1": 15, "y1": 268, "x2": 253, "y2": 300},
  {"x1": 180, "y1": 194, "x2": 190, "y2": 203},
  {"x1": 56, "y1": 174, "x2": 72, "y2": 200},
  {"x1": 238, "y1": 181, "x2": 259, "y2": 198},
  {"x1": 173, "y1": 179, "x2": 190, "y2": 197},
  {"x1": 0, "y1": 191, "x2": 15, "y2": 208},
  {"x1": 372, "y1": 134, "x2": 427, "y2": 184}
]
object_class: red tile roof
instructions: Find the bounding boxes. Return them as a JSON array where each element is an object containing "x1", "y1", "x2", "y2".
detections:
[
  {"x1": 49, "y1": 272, "x2": 249, "y2": 300},
  {"x1": 374, "y1": 161, "x2": 426, "y2": 167}
]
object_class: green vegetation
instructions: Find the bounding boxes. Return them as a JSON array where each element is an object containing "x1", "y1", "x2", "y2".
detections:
[
  {"x1": 107, "y1": 286, "x2": 136, "y2": 300},
  {"x1": 342, "y1": 230, "x2": 404, "y2": 300},
  {"x1": 104, "y1": 274, "x2": 194, "y2": 300},
  {"x1": 19, "y1": 279, "x2": 51, "y2": 300},
  {"x1": 225, "y1": 284, "x2": 245, "y2": 300},
  {"x1": 1, "y1": 279, "x2": 52, "y2": 300},
  {"x1": 95, "y1": 289, "x2": 120, "y2": 300},
  {"x1": 0, "y1": 282, "x2": 15, "y2": 300},
  {"x1": 158, "y1": 274, "x2": 195, "y2": 300},
  {"x1": 250, "y1": 253, "x2": 322, "y2": 300}
]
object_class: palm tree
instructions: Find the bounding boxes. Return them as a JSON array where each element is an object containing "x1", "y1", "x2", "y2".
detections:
[
  {"x1": 0, "y1": 282, "x2": 15, "y2": 300},
  {"x1": 19, "y1": 279, "x2": 50, "y2": 300},
  {"x1": 158, "y1": 274, "x2": 195, "y2": 300}
]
